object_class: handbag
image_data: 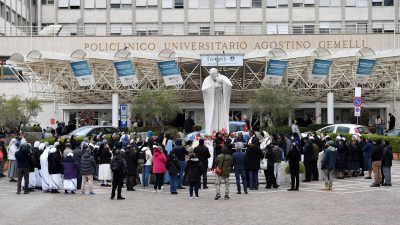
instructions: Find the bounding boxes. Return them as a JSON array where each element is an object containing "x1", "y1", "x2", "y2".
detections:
[
  {"x1": 2, "y1": 161, "x2": 9, "y2": 171},
  {"x1": 260, "y1": 152, "x2": 268, "y2": 170},
  {"x1": 216, "y1": 155, "x2": 226, "y2": 176}
]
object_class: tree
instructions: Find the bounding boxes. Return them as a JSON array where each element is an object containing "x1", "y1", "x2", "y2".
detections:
[
  {"x1": 249, "y1": 86, "x2": 297, "y2": 127},
  {"x1": 131, "y1": 89, "x2": 182, "y2": 130},
  {"x1": 0, "y1": 95, "x2": 42, "y2": 132},
  {"x1": 349, "y1": 108, "x2": 370, "y2": 126}
]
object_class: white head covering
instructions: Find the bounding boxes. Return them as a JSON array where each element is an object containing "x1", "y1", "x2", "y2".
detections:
[
  {"x1": 9, "y1": 138, "x2": 17, "y2": 146},
  {"x1": 53, "y1": 142, "x2": 60, "y2": 148},
  {"x1": 67, "y1": 152, "x2": 73, "y2": 157},
  {"x1": 49, "y1": 147, "x2": 57, "y2": 153},
  {"x1": 34, "y1": 141, "x2": 41, "y2": 148},
  {"x1": 20, "y1": 139, "x2": 27, "y2": 145},
  {"x1": 39, "y1": 143, "x2": 46, "y2": 151}
]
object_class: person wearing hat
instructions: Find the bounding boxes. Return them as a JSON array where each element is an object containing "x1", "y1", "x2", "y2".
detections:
[
  {"x1": 321, "y1": 141, "x2": 337, "y2": 191},
  {"x1": 63, "y1": 152, "x2": 77, "y2": 194},
  {"x1": 40, "y1": 145, "x2": 52, "y2": 192},
  {"x1": 7, "y1": 138, "x2": 18, "y2": 182},
  {"x1": 0, "y1": 133, "x2": 7, "y2": 178},
  {"x1": 286, "y1": 142, "x2": 301, "y2": 191},
  {"x1": 152, "y1": 146, "x2": 167, "y2": 193}
]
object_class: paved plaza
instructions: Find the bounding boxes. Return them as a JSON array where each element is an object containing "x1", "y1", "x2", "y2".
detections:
[{"x1": 1, "y1": 162, "x2": 400, "y2": 225}]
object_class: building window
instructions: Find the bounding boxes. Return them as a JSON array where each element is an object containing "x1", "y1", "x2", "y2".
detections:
[
  {"x1": 200, "y1": 27, "x2": 210, "y2": 35},
  {"x1": 111, "y1": 4, "x2": 121, "y2": 8},
  {"x1": 304, "y1": 25, "x2": 314, "y2": 34},
  {"x1": 42, "y1": 0, "x2": 55, "y2": 4},
  {"x1": 384, "y1": 0, "x2": 394, "y2": 6},
  {"x1": 356, "y1": 21, "x2": 367, "y2": 33},
  {"x1": 372, "y1": 0, "x2": 394, "y2": 6},
  {"x1": 174, "y1": 0, "x2": 184, "y2": 8},
  {"x1": 215, "y1": 0, "x2": 225, "y2": 8},
  {"x1": 278, "y1": 0, "x2": 289, "y2": 8},
  {"x1": 292, "y1": 26, "x2": 303, "y2": 34},
  {"x1": 252, "y1": 0, "x2": 262, "y2": 8}
]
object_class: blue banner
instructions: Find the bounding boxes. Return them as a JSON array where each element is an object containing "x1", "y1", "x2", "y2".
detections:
[
  {"x1": 70, "y1": 61, "x2": 91, "y2": 77},
  {"x1": 158, "y1": 60, "x2": 180, "y2": 77},
  {"x1": 356, "y1": 58, "x2": 376, "y2": 75},
  {"x1": 114, "y1": 61, "x2": 135, "y2": 77},
  {"x1": 266, "y1": 60, "x2": 288, "y2": 76},
  {"x1": 312, "y1": 59, "x2": 332, "y2": 75}
]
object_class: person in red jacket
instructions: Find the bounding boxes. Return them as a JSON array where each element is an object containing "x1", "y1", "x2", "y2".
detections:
[{"x1": 152, "y1": 146, "x2": 167, "y2": 193}]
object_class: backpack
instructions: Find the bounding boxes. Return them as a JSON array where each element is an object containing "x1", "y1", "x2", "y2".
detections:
[
  {"x1": 111, "y1": 158, "x2": 121, "y2": 172},
  {"x1": 138, "y1": 151, "x2": 146, "y2": 164}
]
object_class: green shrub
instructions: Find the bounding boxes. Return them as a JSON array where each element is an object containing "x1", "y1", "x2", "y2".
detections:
[
  {"x1": 21, "y1": 125, "x2": 43, "y2": 132},
  {"x1": 285, "y1": 162, "x2": 305, "y2": 174},
  {"x1": 265, "y1": 126, "x2": 292, "y2": 135},
  {"x1": 193, "y1": 125, "x2": 202, "y2": 131}
]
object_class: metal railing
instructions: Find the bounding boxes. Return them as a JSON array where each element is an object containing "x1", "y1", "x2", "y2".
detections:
[{"x1": 0, "y1": 23, "x2": 399, "y2": 37}]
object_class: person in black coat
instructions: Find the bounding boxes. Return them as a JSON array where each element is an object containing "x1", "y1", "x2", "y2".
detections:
[
  {"x1": 246, "y1": 137, "x2": 262, "y2": 190},
  {"x1": 213, "y1": 132, "x2": 224, "y2": 169},
  {"x1": 193, "y1": 139, "x2": 211, "y2": 189},
  {"x1": 335, "y1": 138, "x2": 348, "y2": 179},
  {"x1": 48, "y1": 147, "x2": 63, "y2": 193},
  {"x1": 286, "y1": 143, "x2": 301, "y2": 191},
  {"x1": 110, "y1": 150, "x2": 127, "y2": 200},
  {"x1": 185, "y1": 153, "x2": 204, "y2": 198},
  {"x1": 265, "y1": 145, "x2": 278, "y2": 189},
  {"x1": 166, "y1": 152, "x2": 180, "y2": 194},
  {"x1": 302, "y1": 137, "x2": 313, "y2": 182},
  {"x1": 370, "y1": 140, "x2": 383, "y2": 187},
  {"x1": 347, "y1": 139, "x2": 360, "y2": 177},
  {"x1": 125, "y1": 146, "x2": 138, "y2": 191},
  {"x1": 15, "y1": 144, "x2": 30, "y2": 194},
  {"x1": 73, "y1": 146, "x2": 84, "y2": 190},
  {"x1": 381, "y1": 141, "x2": 393, "y2": 186}
]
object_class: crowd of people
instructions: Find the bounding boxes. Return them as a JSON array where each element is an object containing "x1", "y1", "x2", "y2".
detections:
[{"x1": 0, "y1": 127, "x2": 395, "y2": 200}]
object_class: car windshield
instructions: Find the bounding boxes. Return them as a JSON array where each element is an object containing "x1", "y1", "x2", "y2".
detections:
[
  {"x1": 387, "y1": 129, "x2": 400, "y2": 137},
  {"x1": 229, "y1": 123, "x2": 245, "y2": 132},
  {"x1": 68, "y1": 127, "x2": 93, "y2": 136},
  {"x1": 357, "y1": 126, "x2": 371, "y2": 134}
]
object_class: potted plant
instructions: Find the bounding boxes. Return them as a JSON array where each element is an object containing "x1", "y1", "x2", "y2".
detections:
[{"x1": 282, "y1": 161, "x2": 306, "y2": 184}]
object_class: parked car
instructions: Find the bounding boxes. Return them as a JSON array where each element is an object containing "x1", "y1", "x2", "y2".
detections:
[
  {"x1": 62, "y1": 126, "x2": 120, "y2": 139},
  {"x1": 385, "y1": 128, "x2": 400, "y2": 137},
  {"x1": 315, "y1": 124, "x2": 371, "y2": 135},
  {"x1": 185, "y1": 121, "x2": 250, "y2": 142}
]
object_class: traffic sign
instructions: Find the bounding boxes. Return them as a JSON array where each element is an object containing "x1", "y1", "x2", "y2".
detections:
[
  {"x1": 354, "y1": 106, "x2": 361, "y2": 117},
  {"x1": 353, "y1": 97, "x2": 363, "y2": 107}
]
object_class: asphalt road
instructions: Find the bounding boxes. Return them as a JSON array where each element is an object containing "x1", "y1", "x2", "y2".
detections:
[{"x1": 1, "y1": 162, "x2": 400, "y2": 225}]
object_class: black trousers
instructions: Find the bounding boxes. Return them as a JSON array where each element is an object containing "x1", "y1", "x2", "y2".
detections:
[
  {"x1": 304, "y1": 161, "x2": 313, "y2": 181},
  {"x1": 76, "y1": 168, "x2": 82, "y2": 189},
  {"x1": 290, "y1": 166, "x2": 300, "y2": 189},
  {"x1": 17, "y1": 168, "x2": 29, "y2": 193},
  {"x1": 201, "y1": 170, "x2": 208, "y2": 188},
  {"x1": 154, "y1": 173, "x2": 164, "y2": 190},
  {"x1": 311, "y1": 160, "x2": 319, "y2": 180},
  {"x1": 266, "y1": 166, "x2": 277, "y2": 188},
  {"x1": 126, "y1": 173, "x2": 137, "y2": 190},
  {"x1": 111, "y1": 174, "x2": 124, "y2": 198}
]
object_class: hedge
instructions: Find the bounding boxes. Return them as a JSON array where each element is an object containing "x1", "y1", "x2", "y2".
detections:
[
  {"x1": 327, "y1": 133, "x2": 400, "y2": 153},
  {"x1": 284, "y1": 162, "x2": 305, "y2": 174}
]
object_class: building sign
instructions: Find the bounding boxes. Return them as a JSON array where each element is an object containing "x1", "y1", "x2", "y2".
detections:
[
  {"x1": 355, "y1": 58, "x2": 376, "y2": 84},
  {"x1": 262, "y1": 60, "x2": 288, "y2": 85},
  {"x1": 114, "y1": 60, "x2": 138, "y2": 86},
  {"x1": 119, "y1": 104, "x2": 128, "y2": 128},
  {"x1": 70, "y1": 61, "x2": 95, "y2": 86},
  {"x1": 201, "y1": 54, "x2": 244, "y2": 67},
  {"x1": 157, "y1": 60, "x2": 183, "y2": 86},
  {"x1": 310, "y1": 59, "x2": 332, "y2": 84},
  {"x1": 354, "y1": 106, "x2": 361, "y2": 117}
]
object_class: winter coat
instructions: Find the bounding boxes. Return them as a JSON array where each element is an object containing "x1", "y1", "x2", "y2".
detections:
[
  {"x1": 371, "y1": 144, "x2": 383, "y2": 162},
  {"x1": 99, "y1": 146, "x2": 112, "y2": 164},
  {"x1": 166, "y1": 153, "x2": 180, "y2": 174},
  {"x1": 48, "y1": 149, "x2": 63, "y2": 174},
  {"x1": 347, "y1": 143, "x2": 359, "y2": 163},
  {"x1": 246, "y1": 145, "x2": 263, "y2": 170},
  {"x1": 193, "y1": 145, "x2": 211, "y2": 170},
  {"x1": 124, "y1": 148, "x2": 138, "y2": 176},
  {"x1": 381, "y1": 145, "x2": 393, "y2": 167},
  {"x1": 73, "y1": 148, "x2": 83, "y2": 169},
  {"x1": 232, "y1": 151, "x2": 246, "y2": 172},
  {"x1": 80, "y1": 150, "x2": 96, "y2": 175},
  {"x1": 15, "y1": 145, "x2": 30, "y2": 169},
  {"x1": 273, "y1": 146, "x2": 283, "y2": 163},
  {"x1": 321, "y1": 146, "x2": 337, "y2": 170},
  {"x1": 311, "y1": 143, "x2": 320, "y2": 161},
  {"x1": 265, "y1": 150, "x2": 275, "y2": 168},
  {"x1": 336, "y1": 141, "x2": 348, "y2": 169},
  {"x1": 152, "y1": 149, "x2": 167, "y2": 174},
  {"x1": 141, "y1": 147, "x2": 152, "y2": 166},
  {"x1": 185, "y1": 158, "x2": 203, "y2": 182},
  {"x1": 110, "y1": 155, "x2": 127, "y2": 176},
  {"x1": 173, "y1": 145, "x2": 188, "y2": 161},
  {"x1": 215, "y1": 153, "x2": 233, "y2": 178},
  {"x1": 286, "y1": 148, "x2": 301, "y2": 168},
  {"x1": 34, "y1": 147, "x2": 43, "y2": 169},
  {"x1": 362, "y1": 142, "x2": 372, "y2": 159},
  {"x1": 63, "y1": 156, "x2": 77, "y2": 179},
  {"x1": 303, "y1": 141, "x2": 313, "y2": 161},
  {"x1": 7, "y1": 140, "x2": 18, "y2": 160}
]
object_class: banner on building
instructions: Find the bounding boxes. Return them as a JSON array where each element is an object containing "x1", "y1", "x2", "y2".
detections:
[
  {"x1": 201, "y1": 54, "x2": 244, "y2": 67},
  {"x1": 158, "y1": 60, "x2": 184, "y2": 86},
  {"x1": 70, "y1": 61, "x2": 95, "y2": 86},
  {"x1": 262, "y1": 60, "x2": 288, "y2": 85},
  {"x1": 310, "y1": 59, "x2": 332, "y2": 84},
  {"x1": 355, "y1": 58, "x2": 376, "y2": 84},
  {"x1": 114, "y1": 60, "x2": 138, "y2": 86}
]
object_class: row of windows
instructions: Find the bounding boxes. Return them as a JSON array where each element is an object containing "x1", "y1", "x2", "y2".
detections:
[
  {"x1": 48, "y1": 0, "x2": 395, "y2": 9},
  {"x1": 53, "y1": 21, "x2": 397, "y2": 36},
  {"x1": 0, "y1": 2, "x2": 29, "y2": 27}
]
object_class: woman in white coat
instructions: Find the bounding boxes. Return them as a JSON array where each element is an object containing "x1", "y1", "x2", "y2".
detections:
[
  {"x1": 7, "y1": 138, "x2": 18, "y2": 182},
  {"x1": 40, "y1": 145, "x2": 52, "y2": 192}
]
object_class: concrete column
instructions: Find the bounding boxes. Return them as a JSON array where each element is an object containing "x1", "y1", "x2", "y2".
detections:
[
  {"x1": 36, "y1": 0, "x2": 42, "y2": 30},
  {"x1": 327, "y1": 93, "x2": 334, "y2": 124},
  {"x1": 112, "y1": 93, "x2": 119, "y2": 127},
  {"x1": 315, "y1": 102, "x2": 322, "y2": 124},
  {"x1": 184, "y1": 0, "x2": 188, "y2": 35},
  {"x1": 210, "y1": 0, "x2": 215, "y2": 34}
]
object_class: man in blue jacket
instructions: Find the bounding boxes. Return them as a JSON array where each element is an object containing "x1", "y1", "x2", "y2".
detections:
[
  {"x1": 321, "y1": 141, "x2": 337, "y2": 191},
  {"x1": 232, "y1": 142, "x2": 247, "y2": 194},
  {"x1": 15, "y1": 143, "x2": 31, "y2": 194}
]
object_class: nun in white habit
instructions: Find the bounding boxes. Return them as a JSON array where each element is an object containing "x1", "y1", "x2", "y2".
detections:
[
  {"x1": 48, "y1": 147, "x2": 63, "y2": 193},
  {"x1": 35, "y1": 143, "x2": 45, "y2": 188},
  {"x1": 40, "y1": 145, "x2": 52, "y2": 192}
]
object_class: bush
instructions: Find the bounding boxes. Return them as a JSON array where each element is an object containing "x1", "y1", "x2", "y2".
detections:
[
  {"x1": 285, "y1": 162, "x2": 305, "y2": 174},
  {"x1": 21, "y1": 125, "x2": 43, "y2": 132},
  {"x1": 265, "y1": 126, "x2": 292, "y2": 135},
  {"x1": 193, "y1": 125, "x2": 202, "y2": 131},
  {"x1": 327, "y1": 133, "x2": 400, "y2": 153}
]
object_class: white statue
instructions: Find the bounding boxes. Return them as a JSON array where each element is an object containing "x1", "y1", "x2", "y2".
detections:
[{"x1": 202, "y1": 68, "x2": 232, "y2": 135}]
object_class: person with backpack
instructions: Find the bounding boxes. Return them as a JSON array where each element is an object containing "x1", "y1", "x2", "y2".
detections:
[
  {"x1": 214, "y1": 147, "x2": 233, "y2": 200},
  {"x1": 185, "y1": 153, "x2": 203, "y2": 199},
  {"x1": 110, "y1": 150, "x2": 127, "y2": 200},
  {"x1": 139, "y1": 142, "x2": 152, "y2": 189},
  {"x1": 166, "y1": 150, "x2": 180, "y2": 194},
  {"x1": 321, "y1": 141, "x2": 337, "y2": 191},
  {"x1": 152, "y1": 146, "x2": 167, "y2": 193}
]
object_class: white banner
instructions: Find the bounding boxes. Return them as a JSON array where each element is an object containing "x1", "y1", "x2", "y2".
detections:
[{"x1": 201, "y1": 54, "x2": 244, "y2": 67}]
